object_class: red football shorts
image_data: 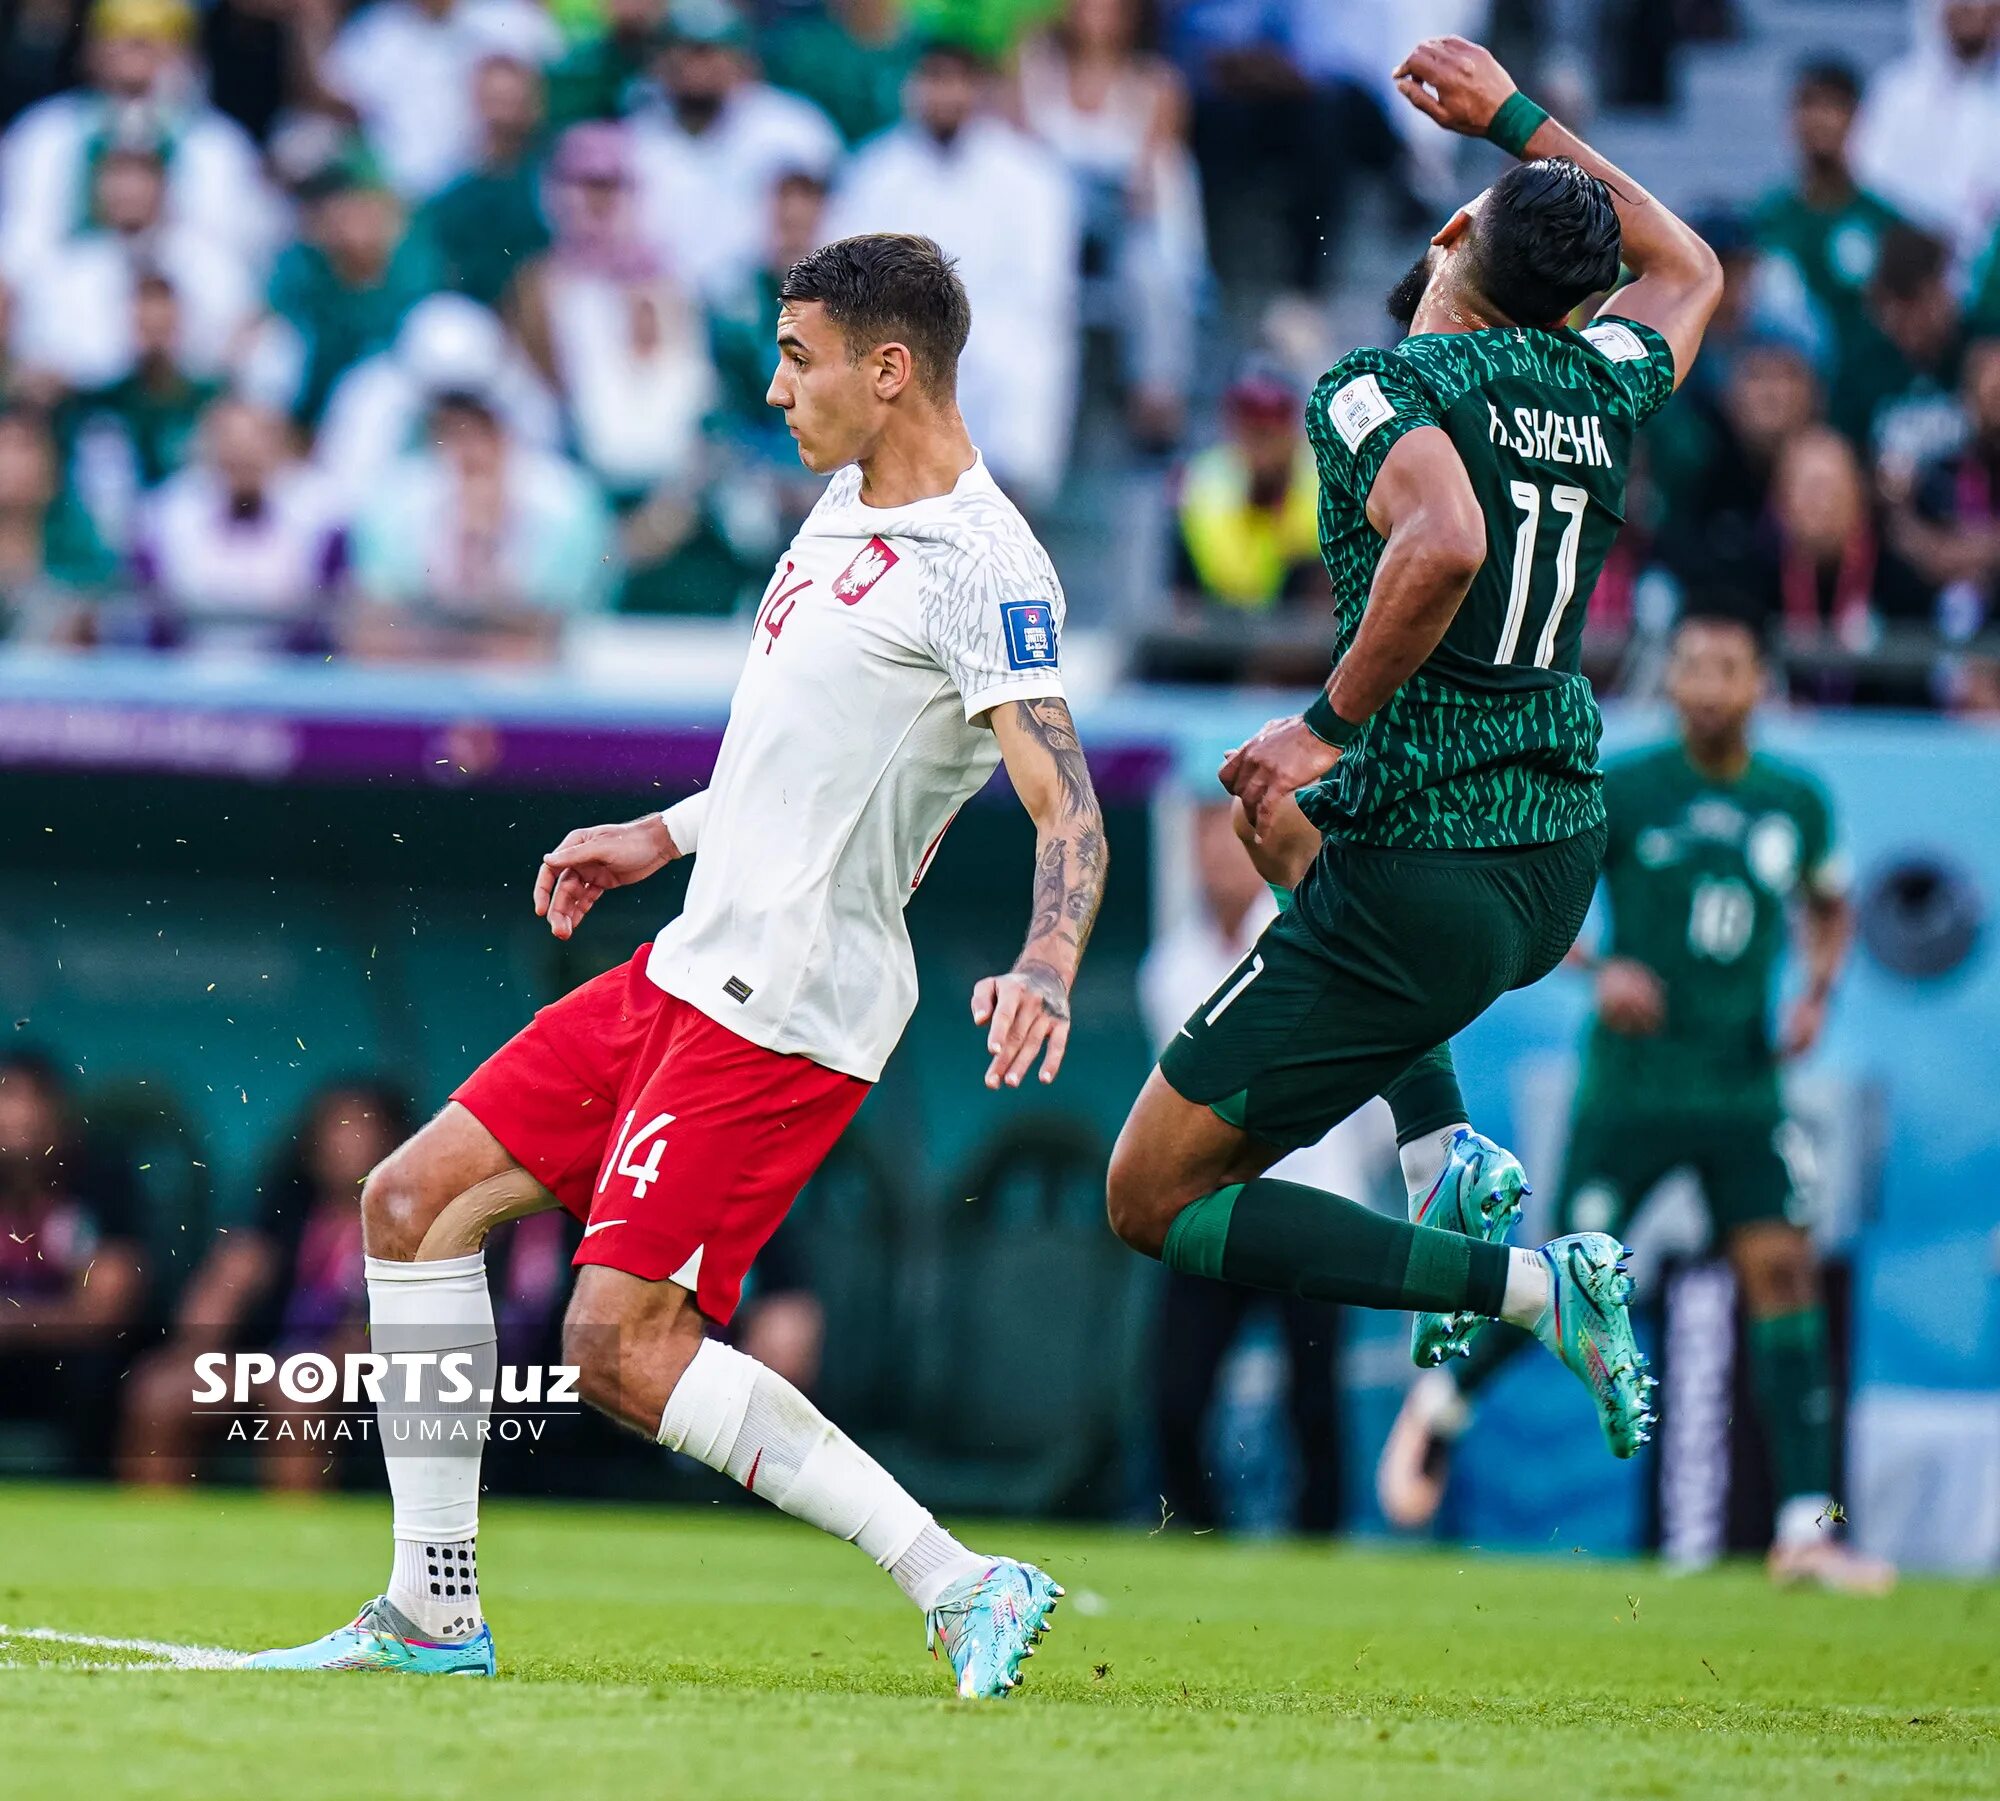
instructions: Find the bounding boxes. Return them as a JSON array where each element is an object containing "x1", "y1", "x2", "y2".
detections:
[{"x1": 452, "y1": 944, "x2": 868, "y2": 1324}]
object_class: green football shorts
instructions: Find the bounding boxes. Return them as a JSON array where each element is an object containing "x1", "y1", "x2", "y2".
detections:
[
  {"x1": 1160, "y1": 826, "x2": 1605, "y2": 1150},
  {"x1": 1554, "y1": 1104, "x2": 1798, "y2": 1239}
]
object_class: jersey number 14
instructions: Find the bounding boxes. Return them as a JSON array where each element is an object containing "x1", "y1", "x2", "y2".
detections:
[{"x1": 1495, "y1": 481, "x2": 1589, "y2": 668}]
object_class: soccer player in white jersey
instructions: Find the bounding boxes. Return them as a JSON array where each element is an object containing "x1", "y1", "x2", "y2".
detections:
[{"x1": 245, "y1": 234, "x2": 1108, "y2": 1699}]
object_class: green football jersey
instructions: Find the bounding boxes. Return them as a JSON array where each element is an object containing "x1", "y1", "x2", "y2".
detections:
[
  {"x1": 1577, "y1": 742, "x2": 1841, "y2": 1117},
  {"x1": 1298, "y1": 314, "x2": 1676, "y2": 851}
]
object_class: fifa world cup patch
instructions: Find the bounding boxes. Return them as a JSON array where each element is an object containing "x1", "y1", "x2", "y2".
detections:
[
  {"x1": 832, "y1": 535, "x2": 899, "y2": 604},
  {"x1": 1581, "y1": 319, "x2": 1647, "y2": 364},
  {"x1": 1000, "y1": 601, "x2": 1058, "y2": 670},
  {"x1": 1327, "y1": 373, "x2": 1396, "y2": 451}
]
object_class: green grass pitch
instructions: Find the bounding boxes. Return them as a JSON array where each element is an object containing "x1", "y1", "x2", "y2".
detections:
[{"x1": 0, "y1": 1484, "x2": 1991, "y2": 1799}]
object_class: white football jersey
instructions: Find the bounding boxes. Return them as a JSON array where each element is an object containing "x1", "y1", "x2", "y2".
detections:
[{"x1": 646, "y1": 454, "x2": 1067, "y2": 1080}]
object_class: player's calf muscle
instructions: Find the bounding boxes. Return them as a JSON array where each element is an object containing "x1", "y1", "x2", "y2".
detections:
[{"x1": 561, "y1": 1266, "x2": 705, "y2": 1432}]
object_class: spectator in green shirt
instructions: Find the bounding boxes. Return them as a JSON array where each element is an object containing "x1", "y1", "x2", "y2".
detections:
[
  {"x1": 1751, "y1": 59, "x2": 1905, "y2": 364},
  {"x1": 58, "y1": 272, "x2": 221, "y2": 496},
  {"x1": 0, "y1": 407, "x2": 118, "y2": 640},
  {"x1": 545, "y1": 0, "x2": 663, "y2": 128},
  {"x1": 422, "y1": 53, "x2": 554, "y2": 307},
  {"x1": 267, "y1": 152, "x2": 441, "y2": 427},
  {"x1": 760, "y1": 0, "x2": 919, "y2": 146},
  {"x1": 1831, "y1": 223, "x2": 1968, "y2": 467},
  {"x1": 706, "y1": 167, "x2": 827, "y2": 462}
]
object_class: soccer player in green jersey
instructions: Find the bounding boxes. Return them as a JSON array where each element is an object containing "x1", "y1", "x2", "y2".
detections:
[
  {"x1": 1379, "y1": 610, "x2": 1896, "y2": 1592},
  {"x1": 1106, "y1": 36, "x2": 1724, "y2": 1462}
]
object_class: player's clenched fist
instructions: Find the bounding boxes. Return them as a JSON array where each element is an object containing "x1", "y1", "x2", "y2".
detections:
[
  {"x1": 1219, "y1": 715, "x2": 1340, "y2": 841},
  {"x1": 1393, "y1": 36, "x2": 1518, "y2": 136},
  {"x1": 534, "y1": 814, "x2": 681, "y2": 940},
  {"x1": 972, "y1": 965, "x2": 1072, "y2": 1089}
]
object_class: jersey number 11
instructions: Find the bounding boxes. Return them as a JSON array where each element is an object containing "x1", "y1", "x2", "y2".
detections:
[{"x1": 1495, "y1": 481, "x2": 1589, "y2": 668}]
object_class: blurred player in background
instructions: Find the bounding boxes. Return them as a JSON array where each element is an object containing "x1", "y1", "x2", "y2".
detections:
[
  {"x1": 246, "y1": 233, "x2": 1108, "y2": 1697},
  {"x1": 1108, "y1": 37, "x2": 1724, "y2": 1467},
  {"x1": 1380, "y1": 610, "x2": 1895, "y2": 1593}
]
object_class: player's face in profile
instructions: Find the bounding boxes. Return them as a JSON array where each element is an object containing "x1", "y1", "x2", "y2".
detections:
[
  {"x1": 768, "y1": 300, "x2": 876, "y2": 473},
  {"x1": 1667, "y1": 621, "x2": 1762, "y2": 743}
]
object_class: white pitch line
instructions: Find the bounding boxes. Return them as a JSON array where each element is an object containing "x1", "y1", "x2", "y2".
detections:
[{"x1": 0, "y1": 1624, "x2": 242, "y2": 1670}]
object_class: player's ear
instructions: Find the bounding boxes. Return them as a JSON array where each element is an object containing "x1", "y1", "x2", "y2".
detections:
[
  {"x1": 874, "y1": 341, "x2": 915, "y2": 402},
  {"x1": 1434, "y1": 203, "x2": 1479, "y2": 252}
]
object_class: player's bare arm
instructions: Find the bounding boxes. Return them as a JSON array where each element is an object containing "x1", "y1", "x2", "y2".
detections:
[
  {"x1": 1394, "y1": 35, "x2": 1723, "y2": 380},
  {"x1": 1220, "y1": 429, "x2": 1484, "y2": 836},
  {"x1": 976, "y1": 696, "x2": 1108, "y2": 1090},
  {"x1": 1782, "y1": 882, "x2": 1853, "y2": 1058},
  {"x1": 534, "y1": 811, "x2": 687, "y2": 941}
]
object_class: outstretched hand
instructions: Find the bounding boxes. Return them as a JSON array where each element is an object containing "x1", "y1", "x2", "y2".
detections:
[
  {"x1": 1219, "y1": 716, "x2": 1340, "y2": 840},
  {"x1": 971, "y1": 965, "x2": 1072, "y2": 1089},
  {"x1": 534, "y1": 815, "x2": 680, "y2": 940},
  {"x1": 1393, "y1": 36, "x2": 1517, "y2": 136}
]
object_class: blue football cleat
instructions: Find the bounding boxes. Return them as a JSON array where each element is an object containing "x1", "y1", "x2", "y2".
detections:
[
  {"x1": 926, "y1": 1558, "x2": 1061, "y2": 1699},
  {"x1": 240, "y1": 1597, "x2": 495, "y2": 1675},
  {"x1": 1533, "y1": 1231, "x2": 1658, "y2": 1459},
  {"x1": 1410, "y1": 1128, "x2": 1531, "y2": 1369}
]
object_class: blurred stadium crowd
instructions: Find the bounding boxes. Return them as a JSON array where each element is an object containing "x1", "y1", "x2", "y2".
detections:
[{"x1": 1, "y1": 0, "x2": 1998, "y2": 703}]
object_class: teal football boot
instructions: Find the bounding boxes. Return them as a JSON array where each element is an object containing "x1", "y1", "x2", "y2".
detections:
[
  {"x1": 240, "y1": 1597, "x2": 495, "y2": 1674},
  {"x1": 1410, "y1": 1128, "x2": 1530, "y2": 1369},
  {"x1": 925, "y1": 1558, "x2": 1061, "y2": 1699},
  {"x1": 1532, "y1": 1232, "x2": 1658, "y2": 1458}
]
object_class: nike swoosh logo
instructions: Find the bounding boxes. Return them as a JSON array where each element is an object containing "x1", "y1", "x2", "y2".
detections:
[{"x1": 582, "y1": 1219, "x2": 627, "y2": 1238}]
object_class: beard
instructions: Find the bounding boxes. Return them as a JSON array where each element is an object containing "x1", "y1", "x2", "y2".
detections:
[{"x1": 1385, "y1": 249, "x2": 1435, "y2": 331}]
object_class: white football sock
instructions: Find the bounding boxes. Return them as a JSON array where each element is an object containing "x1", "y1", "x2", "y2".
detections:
[
  {"x1": 1400, "y1": 1120, "x2": 1471, "y2": 1205},
  {"x1": 367, "y1": 1253, "x2": 494, "y2": 1641},
  {"x1": 390, "y1": 1536, "x2": 481, "y2": 1641},
  {"x1": 659, "y1": 1338, "x2": 986, "y2": 1612},
  {"x1": 1499, "y1": 1247, "x2": 1552, "y2": 1330}
]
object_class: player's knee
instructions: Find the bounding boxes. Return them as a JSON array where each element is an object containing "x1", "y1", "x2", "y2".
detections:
[
  {"x1": 1730, "y1": 1222, "x2": 1817, "y2": 1315},
  {"x1": 1105, "y1": 1134, "x2": 1180, "y2": 1258},
  {"x1": 359, "y1": 1154, "x2": 447, "y2": 1262}
]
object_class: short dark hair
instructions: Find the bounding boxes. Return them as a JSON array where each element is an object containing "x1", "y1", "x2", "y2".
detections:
[
  {"x1": 1872, "y1": 223, "x2": 1950, "y2": 302},
  {"x1": 1465, "y1": 157, "x2": 1623, "y2": 327},
  {"x1": 0, "y1": 1047, "x2": 65, "y2": 1096},
  {"x1": 773, "y1": 167, "x2": 828, "y2": 204},
  {"x1": 1795, "y1": 57, "x2": 1861, "y2": 106},
  {"x1": 779, "y1": 232, "x2": 972, "y2": 397},
  {"x1": 1677, "y1": 599, "x2": 1771, "y2": 659}
]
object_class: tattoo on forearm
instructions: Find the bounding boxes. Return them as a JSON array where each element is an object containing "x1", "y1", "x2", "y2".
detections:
[{"x1": 1012, "y1": 698, "x2": 1107, "y2": 984}]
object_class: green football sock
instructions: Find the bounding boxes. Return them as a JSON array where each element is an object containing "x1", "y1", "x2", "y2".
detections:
[
  {"x1": 1383, "y1": 1043, "x2": 1467, "y2": 1146},
  {"x1": 1160, "y1": 1177, "x2": 1511, "y2": 1316},
  {"x1": 1746, "y1": 1306, "x2": 1834, "y2": 1502}
]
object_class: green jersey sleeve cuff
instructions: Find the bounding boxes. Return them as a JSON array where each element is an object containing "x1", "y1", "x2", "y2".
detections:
[{"x1": 1578, "y1": 314, "x2": 1678, "y2": 423}]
